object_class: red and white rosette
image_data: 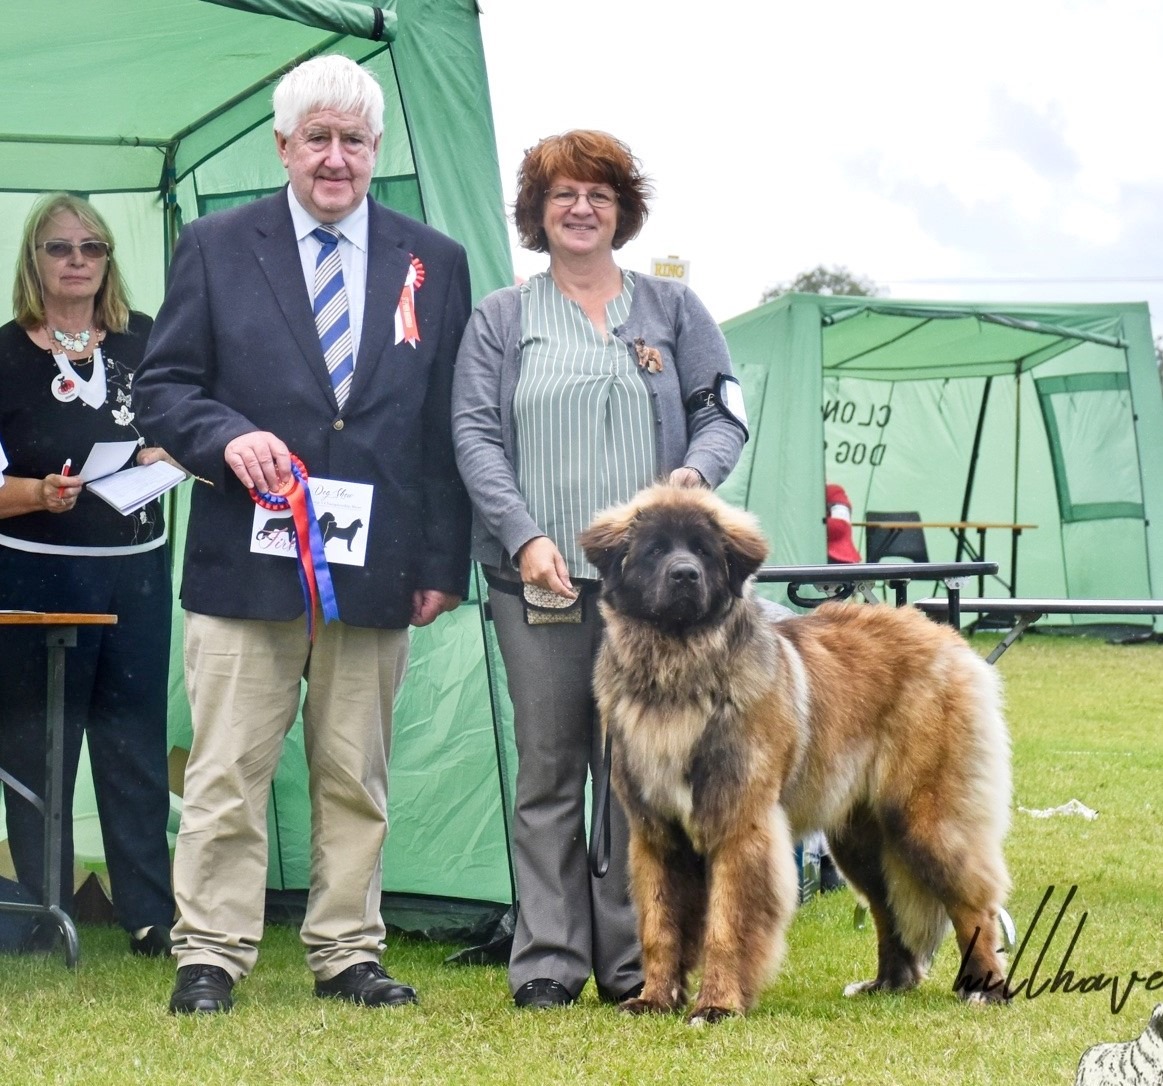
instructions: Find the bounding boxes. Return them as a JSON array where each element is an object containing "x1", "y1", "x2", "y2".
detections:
[{"x1": 394, "y1": 255, "x2": 425, "y2": 347}]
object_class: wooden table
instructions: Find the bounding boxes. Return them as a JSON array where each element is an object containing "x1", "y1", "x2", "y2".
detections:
[
  {"x1": 0, "y1": 611, "x2": 117, "y2": 967},
  {"x1": 854, "y1": 520, "x2": 1037, "y2": 598}
]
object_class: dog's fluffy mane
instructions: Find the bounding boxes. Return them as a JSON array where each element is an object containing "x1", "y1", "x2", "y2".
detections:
[
  {"x1": 580, "y1": 483, "x2": 779, "y2": 708},
  {"x1": 581, "y1": 483, "x2": 769, "y2": 596}
]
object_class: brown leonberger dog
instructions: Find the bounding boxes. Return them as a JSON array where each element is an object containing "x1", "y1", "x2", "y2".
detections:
[{"x1": 578, "y1": 483, "x2": 1012, "y2": 1024}]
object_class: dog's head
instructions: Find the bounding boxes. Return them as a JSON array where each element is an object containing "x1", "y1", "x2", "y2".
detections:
[{"x1": 579, "y1": 483, "x2": 769, "y2": 634}]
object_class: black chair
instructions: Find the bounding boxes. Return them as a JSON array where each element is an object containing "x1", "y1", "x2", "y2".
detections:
[{"x1": 864, "y1": 511, "x2": 930, "y2": 564}]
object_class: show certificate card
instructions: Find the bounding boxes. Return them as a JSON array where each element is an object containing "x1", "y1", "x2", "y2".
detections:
[{"x1": 250, "y1": 476, "x2": 373, "y2": 567}]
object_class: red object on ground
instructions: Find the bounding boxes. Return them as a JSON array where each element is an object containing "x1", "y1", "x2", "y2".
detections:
[{"x1": 825, "y1": 483, "x2": 862, "y2": 564}]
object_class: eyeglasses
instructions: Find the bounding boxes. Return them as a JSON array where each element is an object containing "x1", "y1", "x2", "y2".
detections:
[
  {"x1": 546, "y1": 187, "x2": 617, "y2": 210},
  {"x1": 37, "y1": 240, "x2": 112, "y2": 260}
]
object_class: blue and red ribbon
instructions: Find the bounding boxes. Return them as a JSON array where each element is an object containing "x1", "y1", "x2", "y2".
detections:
[{"x1": 251, "y1": 454, "x2": 339, "y2": 640}]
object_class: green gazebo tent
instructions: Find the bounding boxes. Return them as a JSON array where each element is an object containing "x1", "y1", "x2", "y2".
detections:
[
  {"x1": 0, "y1": 0, "x2": 519, "y2": 939},
  {"x1": 719, "y1": 293, "x2": 1163, "y2": 628},
  {"x1": 14, "y1": 4, "x2": 1162, "y2": 940}
]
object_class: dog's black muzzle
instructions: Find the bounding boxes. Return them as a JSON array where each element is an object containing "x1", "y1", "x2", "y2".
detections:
[
  {"x1": 646, "y1": 552, "x2": 711, "y2": 627},
  {"x1": 666, "y1": 557, "x2": 703, "y2": 588}
]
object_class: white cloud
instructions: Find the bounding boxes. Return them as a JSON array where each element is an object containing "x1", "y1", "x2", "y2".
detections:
[{"x1": 480, "y1": 0, "x2": 1163, "y2": 334}]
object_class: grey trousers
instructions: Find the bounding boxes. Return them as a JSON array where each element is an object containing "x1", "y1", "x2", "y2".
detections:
[{"x1": 489, "y1": 586, "x2": 642, "y2": 999}]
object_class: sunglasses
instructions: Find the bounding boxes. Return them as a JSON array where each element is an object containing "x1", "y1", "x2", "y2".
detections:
[{"x1": 37, "y1": 239, "x2": 112, "y2": 260}]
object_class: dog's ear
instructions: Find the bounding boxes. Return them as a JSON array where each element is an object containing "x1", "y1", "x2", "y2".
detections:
[
  {"x1": 578, "y1": 507, "x2": 636, "y2": 581},
  {"x1": 717, "y1": 505, "x2": 769, "y2": 596}
]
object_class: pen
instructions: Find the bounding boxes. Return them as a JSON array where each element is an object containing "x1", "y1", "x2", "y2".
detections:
[{"x1": 58, "y1": 458, "x2": 71, "y2": 499}]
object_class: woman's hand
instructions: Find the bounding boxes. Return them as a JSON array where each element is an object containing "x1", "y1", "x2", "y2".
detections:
[
  {"x1": 43, "y1": 472, "x2": 83, "y2": 514},
  {"x1": 136, "y1": 446, "x2": 183, "y2": 470},
  {"x1": 516, "y1": 536, "x2": 577, "y2": 599},
  {"x1": 0, "y1": 473, "x2": 80, "y2": 519},
  {"x1": 669, "y1": 466, "x2": 706, "y2": 488}
]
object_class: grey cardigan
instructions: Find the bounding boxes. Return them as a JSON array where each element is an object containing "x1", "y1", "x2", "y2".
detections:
[{"x1": 452, "y1": 273, "x2": 746, "y2": 570}]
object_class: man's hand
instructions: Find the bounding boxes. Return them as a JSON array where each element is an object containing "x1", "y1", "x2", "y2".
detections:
[
  {"x1": 411, "y1": 589, "x2": 462, "y2": 627},
  {"x1": 224, "y1": 432, "x2": 291, "y2": 492}
]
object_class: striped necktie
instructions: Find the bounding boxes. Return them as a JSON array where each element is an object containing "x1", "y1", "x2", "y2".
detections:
[{"x1": 311, "y1": 226, "x2": 354, "y2": 408}]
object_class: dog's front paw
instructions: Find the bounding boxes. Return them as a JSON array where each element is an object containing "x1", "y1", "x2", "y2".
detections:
[
  {"x1": 964, "y1": 989, "x2": 1011, "y2": 1006},
  {"x1": 959, "y1": 979, "x2": 1012, "y2": 1005},
  {"x1": 843, "y1": 971, "x2": 923, "y2": 998},
  {"x1": 619, "y1": 995, "x2": 678, "y2": 1016},
  {"x1": 686, "y1": 1004, "x2": 739, "y2": 1026}
]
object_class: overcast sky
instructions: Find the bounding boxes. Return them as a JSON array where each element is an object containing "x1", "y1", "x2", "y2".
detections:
[{"x1": 478, "y1": 0, "x2": 1163, "y2": 338}]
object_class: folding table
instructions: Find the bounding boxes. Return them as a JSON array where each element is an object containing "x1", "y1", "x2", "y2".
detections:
[{"x1": 0, "y1": 611, "x2": 117, "y2": 967}]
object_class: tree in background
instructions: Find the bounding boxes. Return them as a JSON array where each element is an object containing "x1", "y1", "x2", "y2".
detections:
[{"x1": 761, "y1": 264, "x2": 881, "y2": 305}]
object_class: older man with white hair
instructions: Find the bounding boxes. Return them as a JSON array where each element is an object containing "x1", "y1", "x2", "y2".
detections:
[{"x1": 136, "y1": 54, "x2": 472, "y2": 1014}]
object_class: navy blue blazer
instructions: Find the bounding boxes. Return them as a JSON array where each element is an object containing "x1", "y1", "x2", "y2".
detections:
[{"x1": 135, "y1": 190, "x2": 472, "y2": 629}]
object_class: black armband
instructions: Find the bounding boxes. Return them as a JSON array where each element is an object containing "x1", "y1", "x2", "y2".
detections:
[{"x1": 685, "y1": 373, "x2": 749, "y2": 440}]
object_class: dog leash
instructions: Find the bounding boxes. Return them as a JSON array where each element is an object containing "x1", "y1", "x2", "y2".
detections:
[{"x1": 588, "y1": 723, "x2": 612, "y2": 878}]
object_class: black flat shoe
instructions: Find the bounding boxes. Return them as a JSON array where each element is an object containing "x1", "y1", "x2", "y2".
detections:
[
  {"x1": 513, "y1": 978, "x2": 575, "y2": 1009},
  {"x1": 130, "y1": 926, "x2": 174, "y2": 958},
  {"x1": 314, "y1": 962, "x2": 418, "y2": 1007},
  {"x1": 169, "y1": 964, "x2": 234, "y2": 1014},
  {"x1": 820, "y1": 854, "x2": 846, "y2": 893}
]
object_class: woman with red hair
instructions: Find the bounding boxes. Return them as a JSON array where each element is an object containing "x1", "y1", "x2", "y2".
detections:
[{"x1": 453, "y1": 130, "x2": 746, "y2": 1009}]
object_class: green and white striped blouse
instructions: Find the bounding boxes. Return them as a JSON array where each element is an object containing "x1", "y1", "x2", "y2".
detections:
[{"x1": 515, "y1": 270, "x2": 658, "y2": 579}]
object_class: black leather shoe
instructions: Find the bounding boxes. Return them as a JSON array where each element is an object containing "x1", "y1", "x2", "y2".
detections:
[
  {"x1": 514, "y1": 978, "x2": 575, "y2": 1009},
  {"x1": 130, "y1": 926, "x2": 174, "y2": 958},
  {"x1": 169, "y1": 964, "x2": 234, "y2": 1014},
  {"x1": 314, "y1": 962, "x2": 418, "y2": 1007}
]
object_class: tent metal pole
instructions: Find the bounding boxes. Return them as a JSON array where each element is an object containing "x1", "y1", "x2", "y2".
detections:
[
  {"x1": 162, "y1": 145, "x2": 179, "y2": 274},
  {"x1": 1012, "y1": 362, "x2": 1023, "y2": 593},
  {"x1": 957, "y1": 376, "x2": 992, "y2": 562}
]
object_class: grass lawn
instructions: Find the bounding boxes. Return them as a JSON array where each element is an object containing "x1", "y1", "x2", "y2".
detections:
[{"x1": 2, "y1": 633, "x2": 1161, "y2": 1085}]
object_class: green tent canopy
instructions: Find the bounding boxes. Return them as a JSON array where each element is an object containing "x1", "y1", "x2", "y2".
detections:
[
  {"x1": 0, "y1": 0, "x2": 519, "y2": 940},
  {"x1": 719, "y1": 294, "x2": 1163, "y2": 626}
]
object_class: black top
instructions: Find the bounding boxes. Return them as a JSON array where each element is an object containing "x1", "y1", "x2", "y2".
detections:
[{"x1": 0, "y1": 312, "x2": 165, "y2": 551}]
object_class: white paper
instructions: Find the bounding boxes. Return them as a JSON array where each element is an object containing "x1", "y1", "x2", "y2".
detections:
[
  {"x1": 250, "y1": 476, "x2": 373, "y2": 567},
  {"x1": 719, "y1": 374, "x2": 749, "y2": 427},
  {"x1": 1018, "y1": 798, "x2": 1098, "y2": 820},
  {"x1": 77, "y1": 440, "x2": 140, "y2": 483},
  {"x1": 85, "y1": 460, "x2": 186, "y2": 515}
]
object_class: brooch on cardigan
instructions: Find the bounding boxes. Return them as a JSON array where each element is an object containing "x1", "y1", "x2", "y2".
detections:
[{"x1": 632, "y1": 337, "x2": 663, "y2": 373}]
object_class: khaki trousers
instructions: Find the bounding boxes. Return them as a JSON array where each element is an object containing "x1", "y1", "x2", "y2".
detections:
[{"x1": 173, "y1": 611, "x2": 408, "y2": 981}]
